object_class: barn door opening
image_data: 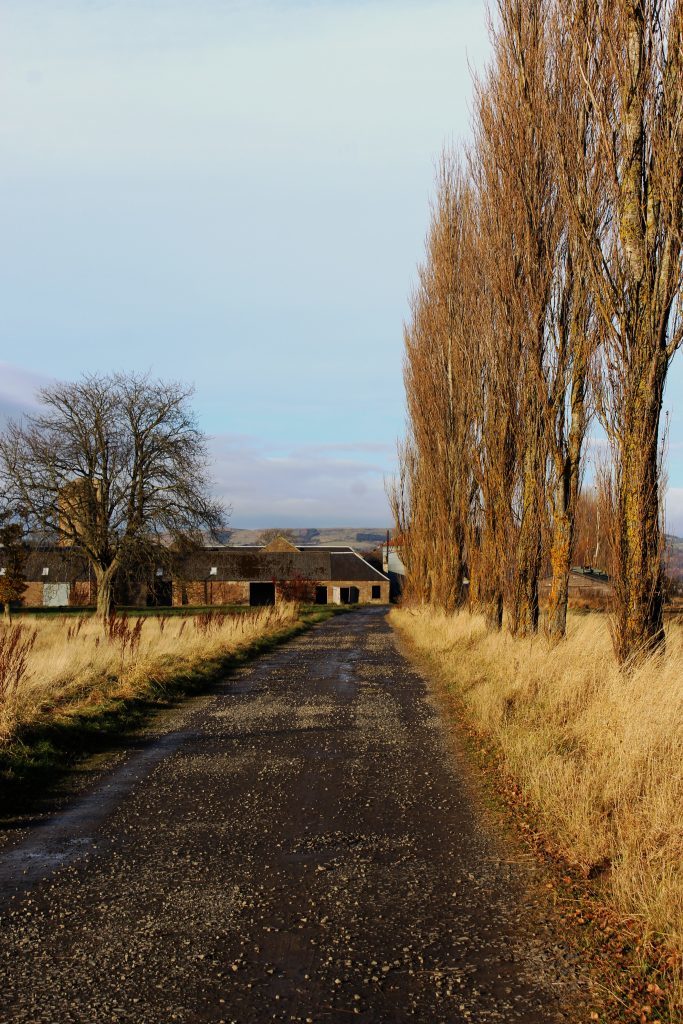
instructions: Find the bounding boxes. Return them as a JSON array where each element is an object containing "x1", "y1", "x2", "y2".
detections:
[
  {"x1": 340, "y1": 586, "x2": 359, "y2": 604},
  {"x1": 315, "y1": 585, "x2": 328, "y2": 605},
  {"x1": 43, "y1": 582, "x2": 71, "y2": 607},
  {"x1": 250, "y1": 582, "x2": 275, "y2": 606}
]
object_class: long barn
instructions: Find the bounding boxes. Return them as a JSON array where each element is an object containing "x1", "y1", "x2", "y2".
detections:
[
  {"x1": 172, "y1": 537, "x2": 390, "y2": 607},
  {"x1": 0, "y1": 536, "x2": 390, "y2": 608}
]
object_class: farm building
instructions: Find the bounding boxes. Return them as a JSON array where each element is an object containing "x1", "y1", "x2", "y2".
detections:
[
  {"x1": 0, "y1": 547, "x2": 96, "y2": 608},
  {"x1": 382, "y1": 541, "x2": 406, "y2": 601},
  {"x1": 171, "y1": 537, "x2": 390, "y2": 607},
  {"x1": 539, "y1": 566, "x2": 613, "y2": 609},
  {"x1": 0, "y1": 536, "x2": 390, "y2": 608}
]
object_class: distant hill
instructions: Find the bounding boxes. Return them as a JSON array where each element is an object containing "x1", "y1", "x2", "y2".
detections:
[
  {"x1": 666, "y1": 534, "x2": 683, "y2": 582},
  {"x1": 217, "y1": 527, "x2": 392, "y2": 552}
]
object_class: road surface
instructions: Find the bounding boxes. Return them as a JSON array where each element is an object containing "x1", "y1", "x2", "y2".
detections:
[{"x1": 0, "y1": 607, "x2": 587, "y2": 1023}]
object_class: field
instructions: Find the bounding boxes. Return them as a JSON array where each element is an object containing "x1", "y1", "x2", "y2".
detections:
[
  {"x1": 391, "y1": 606, "x2": 683, "y2": 1008},
  {"x1": 224, "y1": 526, "x2": 390, "y2": 552},
  {"x1": 0, "y1": 605, "x2": 303, "y2": 746}
]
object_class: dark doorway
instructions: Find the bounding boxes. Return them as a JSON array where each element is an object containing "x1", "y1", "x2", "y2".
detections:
[
  {"x1": 147, "y1": 580, "x2": 173, "y2": 607},
  {"x1": 340, "y1": 586, "x2": 360, "y2": 604},
  {"x1": 250, "y1": 582, "x2": 275, "y2": 606},
  {"x1": 315, "y1": 585, "x2": 328, "y2": 605}
]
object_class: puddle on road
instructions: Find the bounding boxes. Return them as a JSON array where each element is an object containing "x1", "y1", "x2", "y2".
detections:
[{"x1": 0, "y1": 728, "x2": 190, "y2": 903}]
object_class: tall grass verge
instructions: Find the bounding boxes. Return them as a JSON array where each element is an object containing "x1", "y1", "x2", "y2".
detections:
[
  {"x1": 391, "y1": 606, "x2": 683, "y2": 996},
  {"x1": 0, "y1": 606, "x2": 302, "y2": 743},
  {"x1": 0, "y1": 605, "x2": 326, "y2": 810}
]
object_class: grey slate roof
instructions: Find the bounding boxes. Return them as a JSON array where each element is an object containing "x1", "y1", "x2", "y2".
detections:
[
  {"x1": 0, "y1": 545, "x2": 389, "y2": 584},
  {"x1": 329, "y1": 552, "x2": 389, "y2": 582},
  {"x1": 0, "y1": 547, "x2": 91, "y2": 582},
  {"x1": 177, "y1": 547, "x2": 388, "y2": 583},
  {"x1": 176, "y1": 548, "x2": 331, "y2": 582}
]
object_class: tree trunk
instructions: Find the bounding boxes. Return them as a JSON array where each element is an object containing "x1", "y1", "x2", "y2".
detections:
[
  {"x1": 484, "y1": 589, "x2": 503, "y2": 631},
  {"x1": 511, "y1": 564, "x2": 539, "y2": 636},
  {"x1": 613, "y1": 369, "x2": 666, "y2": 663},
  {"x1": 547, "y1": 491, "x2": 571, "y2": 640},
  {"x1": 609, "y1": 3, "x2": 665, "y2": 663},
  {"x1": 509, "y1": 436, "x2": 542, "y2": 636},
  {"x1": 443, "y1": 523, "x2": 466, "y2": 612},
  {"x1": 94, "y1": 565, "x2": 117, "y2": 620},
  {"x1": 547, "y1": 362, "x2": 586, "y2": 640},
  {"x1": 3, "y1": 602, "x2": 11, "y2": 624}
]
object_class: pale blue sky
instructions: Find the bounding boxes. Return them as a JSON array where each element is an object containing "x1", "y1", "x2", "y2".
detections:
[{"x1": 2, "y1": 0, "x2": 683, "y2": 530}]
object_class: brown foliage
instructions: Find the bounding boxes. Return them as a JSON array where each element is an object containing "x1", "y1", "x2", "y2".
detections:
[
  {"x1": 389, "y1": 157, "x2": 476, "y2": 612},
  {"x1": 105, "y1": 613, "x2": 144, "y2": 664},
  {"x1": 0, "y1": 625, "x2": 37, "y2": 704}
]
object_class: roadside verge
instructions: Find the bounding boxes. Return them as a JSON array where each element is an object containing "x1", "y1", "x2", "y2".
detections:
[
  {"x1": 390, "y1": 605, "x2": 683, "y2": 1024},
  {"x1": 0, "y1": 605, "x2": 346, "y2": 818}
]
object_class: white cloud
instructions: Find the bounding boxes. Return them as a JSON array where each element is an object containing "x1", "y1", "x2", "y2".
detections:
[
  {"x1": 0, "y1": 362, "x2": 53, "y2": 422},
  {"x1": 209, "y1": 433, "x2": 393, "y2": 528}
]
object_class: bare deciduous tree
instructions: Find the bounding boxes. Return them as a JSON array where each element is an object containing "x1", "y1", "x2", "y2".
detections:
[
  {"x1": 473, "y1": 0, "x2": 558, "y2": 636},
  {"x1": 393, "y1": 0, "x2": 683, "y2": 661},
  {"x1": 554, "y1": 0, "x2": 683, "y2": 660},
  {"x1": 391, "y1": 156, "x2": 477, "y2": 611},
  {"x1": 0, "y1": 373, "x2": 226, "y2": 618}
]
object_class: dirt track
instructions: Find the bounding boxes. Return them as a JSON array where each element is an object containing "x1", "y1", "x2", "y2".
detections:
[{"x1": 0, "y1": 607, "x2": 588, "y2": 1023}]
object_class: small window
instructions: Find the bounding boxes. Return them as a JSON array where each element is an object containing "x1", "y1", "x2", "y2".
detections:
[
  {"x1": 372, "y1": 585, "x2": 381, "y2": 600},
  {"x1": 209, "y1": 566, "x2": 217, "y2": 576},
  {"x1": 42, "y1": 567, "x2": 49, "y2": 576}
]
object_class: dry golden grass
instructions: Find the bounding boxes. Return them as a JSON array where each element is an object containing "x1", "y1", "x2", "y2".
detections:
[
  {"x1": 0, "y1": 606, "x2": 300, "y2": 742},
  {"x1": 391, "y1": 606, "x2": 683, "y2": 956}
]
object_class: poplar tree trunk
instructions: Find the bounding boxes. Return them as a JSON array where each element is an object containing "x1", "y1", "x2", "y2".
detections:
[
  {"x1": 484, "y1": 590, "x2": 503, "y2": 631},
  {"x1": 3, "y1": 602, "x2": 11, "y2": 624},
  {"x1": 510, "y1": 437, "x2": 542, "y2": 636},
  {"x1": 445, "y1": 524, "x2": 466, "y2": 612},
  {"x1": 547, "y1": 365, "x2": 585, "y2": 640},
  {"x1": 547, "y1": 469, "x2": 573, "y2": 640},
  {"x1": 609, "y1": 2, "x2": 667, "y2": 663},
  {"x1": 613, "y1": 364, "x2": 666, "y2": 662}
]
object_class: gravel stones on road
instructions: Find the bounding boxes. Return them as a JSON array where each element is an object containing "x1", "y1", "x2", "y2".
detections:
[{"x1": 0, "y1": 607, "x2": 588, "y2": 1023}]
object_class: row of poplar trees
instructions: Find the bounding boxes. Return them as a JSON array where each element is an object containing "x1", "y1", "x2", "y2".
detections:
[{"x1": 392, "y1": 0, "x2": 683, "y2": 663}]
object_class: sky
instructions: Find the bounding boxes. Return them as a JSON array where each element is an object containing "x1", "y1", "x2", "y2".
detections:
[{"x1": 1, "y1": 0, "x2": 683, "y2": 532}]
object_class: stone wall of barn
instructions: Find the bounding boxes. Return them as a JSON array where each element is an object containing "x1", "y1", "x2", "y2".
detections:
[
  {"x1": 171, "y1": 577, "x2": 389, "y2": 607},
  {"x1": 18, "y1": 580, "x2": 95, "y2": 608},
  {"x1": 172, "y1": 580, "x2": 250, "y2": 606},
  {"x1": 324, "y1": 580, "x2": 390, "y2": 604},
  {"x1": 22, "y1": 582, "x2": 45, "y2": 607},
  {"x1": 71, "y1": 581, "x2": 95, "y2": 606}
]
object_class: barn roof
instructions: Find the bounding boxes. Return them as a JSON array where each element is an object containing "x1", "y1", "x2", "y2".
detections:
[
  {"x1": 0, "y1": 547, "x2": 91, "y2": 582},
  {"x1": 176, "y1": 547, "x2": 388, "y2": 583},
  {"x1": 0, "y1": 544, "x2": 389, "y2": 584},
  {"x1": 329, "y1": 552, "x2": 389, "y2": 582},
  {"x1": 176, "y1": 548, "x2": 331, "y2": 582}
]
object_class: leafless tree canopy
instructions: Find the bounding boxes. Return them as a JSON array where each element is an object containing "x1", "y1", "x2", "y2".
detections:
[
  {"x1": 0, "y1": 373, "x2": 226, "y2": 616},
  {"x1": 394, "y1": 0, "x2": 683, "y2": 662}
]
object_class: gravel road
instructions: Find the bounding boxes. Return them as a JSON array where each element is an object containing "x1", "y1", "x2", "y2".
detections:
[{"x1": 0, "y1": 607, "x2": 588, "y2": 1023}]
